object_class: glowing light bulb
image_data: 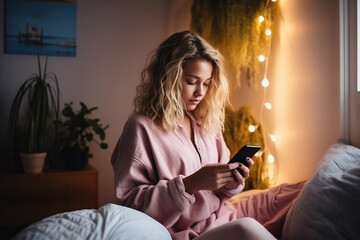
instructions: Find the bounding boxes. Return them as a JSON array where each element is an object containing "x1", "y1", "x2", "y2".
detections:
[
  {"x1": 265, "y1": 29, "x2": 272, "y2": 36},
  {"x1": 255, "y1": 151, "x2": 263, "y2": 157},
  {"x1": 259, "y1": 16, "x2": 265, "y2": 23},
  {"x1": 271, "y1": 0, "x2": 277, "y2": 2},
  {"x1": 248, "y1": 125, "x2": 256, "y2": 132},
  {"x1": 270, "y1": 134, "x2": 277, "y2": 142},
  {"x1": 261, "y1": 78, "x2": 270, "y2": 88},
  {"x1": 268, "y1": 154, "x2": 275, "y2": 163},
  {"x1": 264, "y1": 102, "x2": 272, "y2": 110},
  {"x1": 258, "y1": 55, "x2": 266, "y2": 62}
]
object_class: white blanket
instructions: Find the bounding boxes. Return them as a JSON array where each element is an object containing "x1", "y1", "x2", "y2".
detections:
[{"x1": 14, "y1": 203, "x2": 171, "y2": 240}]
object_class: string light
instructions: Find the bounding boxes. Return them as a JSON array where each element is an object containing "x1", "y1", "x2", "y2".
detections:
[
  {"x1": 259, "y1": 15, "x2": 265, "y2": 23},
  {"x1": 264, "y1": 102, "x2": 272, "y2": 110},
  {"x1": 255, "y1": 150, "x2": 263, "y2": 157},
  {"x1": 265, "y1": 29, "x2": 272, "y2": 36},
  {"x1": 269, "y1": 134, "x2": 277, "y2": 142},
  {"x1": 258, "y1": 55, "x2": 266, "y2": 62},
  {"x1": 248, "y1": 125, "x2": 257, "y2": 132},
  {"x1": 242, "y1": 0, "x2": 277, "y2": 187},
  {"x1": 257, "y1": 0, "x2": 278, "y2": 186},
  {"x1": 261, "y1": 78, "x2": 270, "y2": 88},
  {"x1": 267, "y1": 154, "x2": 276, "y2": 182},
  {"x1": 268, "y1": 154, "x2": 275, "y2": 163}
]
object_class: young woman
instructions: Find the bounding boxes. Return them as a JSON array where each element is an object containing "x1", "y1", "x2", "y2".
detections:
[{"x1": 111, "y1": 30, "x2": 301, "y2": 240}]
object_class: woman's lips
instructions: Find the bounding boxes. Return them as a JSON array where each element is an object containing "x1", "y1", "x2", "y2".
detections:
[{"x1": 190, "y1": 100, "x2": 201, "y2": 105}]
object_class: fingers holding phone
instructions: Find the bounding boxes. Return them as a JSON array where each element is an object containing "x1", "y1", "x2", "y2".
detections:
[
  {"x1": 237, "y1": 157, "x2": 254, "y2": 178},
  {"x1": 225, "y1": 157, "x2": 254, "y2": 189}
]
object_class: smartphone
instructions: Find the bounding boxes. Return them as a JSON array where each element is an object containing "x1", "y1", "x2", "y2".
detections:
[{"x1": 228, "y1": 145, "x2": 261, "y2": 174}]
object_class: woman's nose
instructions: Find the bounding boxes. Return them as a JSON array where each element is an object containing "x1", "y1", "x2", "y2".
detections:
[{"x1": 195, "y1": 84, "x2": 204, "y2": 96}]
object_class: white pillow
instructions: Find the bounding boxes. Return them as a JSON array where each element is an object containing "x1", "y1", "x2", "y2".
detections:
[
  {"x1": 14, "y1": 203, "x2": 171, "y2": 240},
  {"x1": 282, "y1": 142, "x2": 360, "y2": 240}
]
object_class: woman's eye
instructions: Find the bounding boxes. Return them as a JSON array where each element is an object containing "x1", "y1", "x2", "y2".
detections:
[{"x1": 186, "y1": 81, "x2": 196, "y2": 85}]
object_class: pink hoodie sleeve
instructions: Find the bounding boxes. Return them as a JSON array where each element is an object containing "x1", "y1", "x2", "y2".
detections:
[
  {"x1": 116, "y1": 159, "x2": 195, "y2": 227},
  {"x1": 217, "y1": 184, "x2": 245, "y2": 198}
]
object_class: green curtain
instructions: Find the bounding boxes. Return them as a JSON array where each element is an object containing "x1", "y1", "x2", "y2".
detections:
[{"x1": 191, "y1": 0, "x2": 278, "y2": 87}]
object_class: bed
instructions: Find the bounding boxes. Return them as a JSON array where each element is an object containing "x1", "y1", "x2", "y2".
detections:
[{"x1": 13, "y1": 140, "x2": 360, "y2": 240}]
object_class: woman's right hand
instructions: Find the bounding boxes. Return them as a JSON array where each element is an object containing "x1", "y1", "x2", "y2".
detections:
[{"x1": 183, "y1": 162, "x2": 247, "y2": 195}]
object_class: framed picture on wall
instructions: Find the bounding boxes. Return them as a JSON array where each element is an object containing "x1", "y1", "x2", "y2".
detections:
[{"x1": 4, "y1": 0, "x2": 77, "y2": 57}]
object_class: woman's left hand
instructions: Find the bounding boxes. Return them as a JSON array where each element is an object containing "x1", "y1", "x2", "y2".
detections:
[{"x1": 224, "y1": 157, "x2": 254, "y2": 189}]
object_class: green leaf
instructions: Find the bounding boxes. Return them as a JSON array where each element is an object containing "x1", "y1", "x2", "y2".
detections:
[
  {"x1": 54, "y1": 101, "x2": 109, "y2": 157},
  {"x1": 88, "y1": 107, "x2": 98, "y2": 113},
  {"x1": 100, "y1": 143, "x2": 108, "y2": 149},
  {"x1": 86, "y1": 133, "x2": 93, "y2": 141},
  {"x1": 9, "y1": 55, "x2": 61, "y2": 153},
  {"x1": 43, "y1": 55, "x2": 48, "y2": 80},
  {"x1": 37, "y1": 54, "x2": 42, "y2": 79}
]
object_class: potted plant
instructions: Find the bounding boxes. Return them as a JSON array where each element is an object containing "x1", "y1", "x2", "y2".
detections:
[
  {"x1": 52, "y1": 101, "x2": 109, "y2": 170},
  {"x1": 9, "y1": 55, "x2": 61, "y2": 173}
]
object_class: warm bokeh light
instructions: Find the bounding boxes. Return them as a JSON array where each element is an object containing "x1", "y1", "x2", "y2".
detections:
[
  {"x1": 264, "y1": 102, "x2": 272, "y2": 110},
  {"x1": 255, "y1": 150, "x2": 263, "y2": 157},
  {"x1": 270, "y1": 134, "x2": 277, "y2": 142},
  {"x1": 259, "y1": 15, "x2": 265, "y2": 23},
  {"x1": 258, "y1": 55, "x2": 266, "y2": 62},
  {"x1": 248, "y1": 125, "x2": 256, "y2": 132},
  {"x1": 261, "y1": 78, "x2": 270, "y2": 88},
  {"x1": 265, "y1": 29, "x2": 272, "y2": 36},
  {"x1": 268, "y1": 154, "x2": 275, "y2": 163}
]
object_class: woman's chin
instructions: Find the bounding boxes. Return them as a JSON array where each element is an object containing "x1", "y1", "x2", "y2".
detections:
[{"x1": 186, "y1": 105, "x2": 197, "y2": 111}]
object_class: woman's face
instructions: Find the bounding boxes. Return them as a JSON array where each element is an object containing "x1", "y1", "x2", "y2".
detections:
[{"x1": 181, "y1": 59, "x2": 213, "y2": 111}]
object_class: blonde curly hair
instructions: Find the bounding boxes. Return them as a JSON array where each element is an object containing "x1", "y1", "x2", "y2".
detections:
[{"x1": 134, "y1": 30, "x2": 229, "y2": 136}]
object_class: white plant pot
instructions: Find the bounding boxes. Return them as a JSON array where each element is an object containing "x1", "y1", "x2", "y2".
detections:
[{"x1": 20, "y1": 152, "x2": 47, "y2": 174}]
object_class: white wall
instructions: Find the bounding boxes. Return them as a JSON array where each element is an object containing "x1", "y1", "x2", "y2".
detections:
[{"x1": 0, "y1": 0, "x2": 341, "y2": 206}]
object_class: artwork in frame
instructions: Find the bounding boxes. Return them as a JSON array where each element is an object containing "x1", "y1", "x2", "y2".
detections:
[{"x1": 4, "y1": 0, "x2": 77, "y2": 57}]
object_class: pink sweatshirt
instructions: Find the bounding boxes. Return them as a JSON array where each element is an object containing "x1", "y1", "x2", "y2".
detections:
[{"x1": 111, "y1": 113, "x2": 244, "y2": 239}]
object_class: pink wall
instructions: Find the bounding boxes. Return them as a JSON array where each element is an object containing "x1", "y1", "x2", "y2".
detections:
[
  {"x1": 273, "y1": 0, "x2": 339, "y2": 183},
  {"x1": 0, "y1": 0, "x2": 341, "y2": 206}
]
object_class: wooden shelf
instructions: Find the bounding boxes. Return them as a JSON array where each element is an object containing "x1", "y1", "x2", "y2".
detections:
[{"x1": 0, "y1": 164, "x2": 98, "y2": 227}]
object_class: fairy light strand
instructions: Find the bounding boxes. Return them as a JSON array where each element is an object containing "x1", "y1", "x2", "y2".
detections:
[{"x1": 255, "y1": 0, "x2": 278, "y2": 185}]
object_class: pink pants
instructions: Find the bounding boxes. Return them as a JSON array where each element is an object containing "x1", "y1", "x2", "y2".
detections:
[{"x1": 196, "y1": 181, "x2": 305, "y2": 240}]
